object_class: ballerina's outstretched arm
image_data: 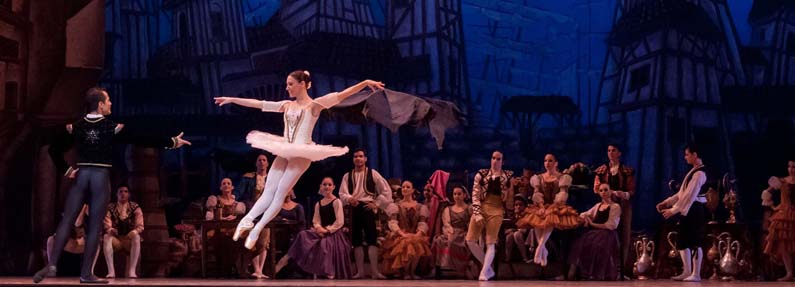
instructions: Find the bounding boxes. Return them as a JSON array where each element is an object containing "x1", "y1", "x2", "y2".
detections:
[
  {"x1": 336, "y1": 79, "x2": 384, "y2": 102},
  {"x1": 311, "y1": 79, "x2": 385, "y2": 115},
  {"x1": 213, "y1": 97, "x2": 263, "y2": 108}
]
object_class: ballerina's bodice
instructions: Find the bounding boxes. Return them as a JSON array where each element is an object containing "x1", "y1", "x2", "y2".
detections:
[
  {"x1": 283, "y1": 103, "x2": 321, "y2": 144},
  {"x1": 539, "y1": 177, "x2": 560, "y2": 204},
  {"x1": 248, "y1": 93, "x2": 347, "y2": 162}
]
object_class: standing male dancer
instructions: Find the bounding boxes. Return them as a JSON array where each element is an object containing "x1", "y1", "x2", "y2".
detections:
[
  {"x1": 34, "y1": 87, "x2": 190, "y2": 283},
  {"x1": 339, "y1": 149, "x2": 393, "y2": 279},
  {"x1": 657, "y1": 144, "x2": 708, "y2": 282}
]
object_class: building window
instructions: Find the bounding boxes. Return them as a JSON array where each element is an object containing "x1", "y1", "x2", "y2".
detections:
[
  {"x1": 394, "y1": 0, "x2": 411, "y2": 8},
  {"x1": 629, "y1": 64, "x2": 651, "y2": 92},
  {"x1": 787, "y1": 32, "x2": 795, "y2": 53},
  {"x1": 0, "y1": 35, "x2": 19, "y2": 61},
  {"x1": 178, "y1": 13, "x2": 189, "y2": 39},
  {"x1": 666, "y1": 116, "x2": 685, "y2": 145}
]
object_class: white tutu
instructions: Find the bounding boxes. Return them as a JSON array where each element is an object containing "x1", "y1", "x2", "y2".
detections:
[{"x1": 246, "y1": 131, "x2": 349, "y2": 161}]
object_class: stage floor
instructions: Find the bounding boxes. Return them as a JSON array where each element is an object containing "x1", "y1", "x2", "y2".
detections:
[{"x1": 0, "y1": 278, "x2": 787, "y2": 287}]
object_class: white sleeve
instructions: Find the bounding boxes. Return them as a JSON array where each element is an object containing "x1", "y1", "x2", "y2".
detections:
[
  {"x1": 313, "y1": 92, "x2": 342, "y2": 109},
  {"x1": 556, "y1": 174, "x2": 572, "y2": 203},
  {"x1": 372, "y1": 170, "x2": 394, "y2": 210},
  {"x1": 326, "y1": 200, "x2": 345, "y2": 233},
  {"x1": 386, "y1": 203, "x2": 401, "y2": 233},
  {"x1": 441, "y1": 207, "x2": 453, "y2": 235},
  {"x1": 662, "y1": 194, "x2": 679, "y2": 206},
  {"x1": 671, "y1": 171, "x2": 706, "y2": 215},
  {"x1": 604, "y1": 203, "x2": 621, "y2": 230},
  {"x1": 559, "y1": 174, "x2": 572, "y2": 189},
  {"x1": 417, "y1": 204, "x2": 430, "y2": 234},
  {"x1": 261, "y1": 100, "x2": 289, "y2": 112},
  {"x1": 769, "y1": 176, "x2": 782, "y2": 190},
  {"x1": 580, "y1": 203, "x2": 599, "y2": 219},
  {"x1": 471, "y1": 173, "x2": 483, "y2": 214},
  {"x1": 338, "y1": 173, "x2": 353, "y2": 204},
  {"x1": 205, "y1": 196, "x2": 218, "y2": 209},
  {"x1": 530, "y1": 175, "x2": 542, "y2": 194},
  {"x1": 234, "y1": 202, "x2": 246, "y2": 215},
  {"x1": 312, "y1": 203, "x2": 322, "y2": 229}
]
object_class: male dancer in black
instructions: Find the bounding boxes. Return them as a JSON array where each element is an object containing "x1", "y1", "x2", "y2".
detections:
[
  {"x1": 34, "y1": 87, "x2": 190, "y2": 283},
  {"x1": 657, "y1": 143, "x2": 708, "y2": 282}
]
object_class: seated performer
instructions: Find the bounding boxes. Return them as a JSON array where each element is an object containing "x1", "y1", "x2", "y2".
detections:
[
  {"x1": 762, "y1": 160, "x2": 795, "y2": 281},
  {"x1": 504, "y1": 196, "x2": 532, "y2": 263},
  {"x1": 205, "y1": 178, "x2": 246, "y2": 278},
  {"x1": 102, "y1": 185, "x2": 144, "y2": 278},
  {"x1": 268, "y1": 190, "x2": 307, "y2": 278},
  {"x1": 46, "y1": 204, "x2": 97, "y2": 277},
  {"x1": 432, "y1": 185, "x2": 472, "y2": 276},
  {"x1": 238, "y1": 154, "x2": 271, "y2": 279},
  {"x1": 593, "y1": 144, "x2": 635, "y2": 278},
  {"x1": 381, "y1": 180, "x2": 432, "y2": 279},
  {"x1": 516, "y1": 153, "x2": 580, "y2": 267},
  {"x1": 567, "y1": 183, "x2": 621, "y2": 280},
  {"x1": 274, "y1": 177, "x2": 352, "y2": 279}
]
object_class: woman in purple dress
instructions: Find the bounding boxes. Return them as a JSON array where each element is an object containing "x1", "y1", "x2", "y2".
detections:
[
  {"x1": 567, "y1": 183, "x2": 621, "y2": 280},
  {"x1": 274, "y1": 177, "x2": 352, "y2": 279}
]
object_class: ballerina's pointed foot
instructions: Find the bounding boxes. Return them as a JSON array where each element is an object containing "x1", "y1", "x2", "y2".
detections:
[
  {"x1": 540, "y1": 247, "x2": 548, "y2": 267},
  {"x1": 244, "y1": 232, "x2": 259, "y2": 250},
  {"x1": 233, "y1": 217, "x2": 254, "y2": 241},
  {"x1": 478, "y1": 267, "x2": 495, "y2": 281}
]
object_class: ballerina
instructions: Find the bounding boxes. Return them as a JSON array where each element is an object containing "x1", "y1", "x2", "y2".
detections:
[
  {"x1": 214, "y1": 70, "x2": 384, "y2": 249},
  {"x1": 515, "y1": 153, "x2": 580, "y2": 267}
]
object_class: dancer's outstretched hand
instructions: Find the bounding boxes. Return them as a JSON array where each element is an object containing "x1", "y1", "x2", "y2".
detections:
[
  {"x1": 173, "y1": 132, "x2": 192, "y2": 148},
  {"x1": 213, "y1": 97, "x2": 234, "y2": 106},
  {"x1": 364, "y1": 80, "x2": 385, "y2": 91}
]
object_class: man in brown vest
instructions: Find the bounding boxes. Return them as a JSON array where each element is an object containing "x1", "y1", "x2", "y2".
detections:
[{"x1": 339, "y1": 149, "x2": 393, "y2": 279}]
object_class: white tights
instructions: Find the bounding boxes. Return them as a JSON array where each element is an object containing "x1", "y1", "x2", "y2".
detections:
[
  {"x1": 242, "y1": 157, "x2": 311, "y2": 242},
  {"x1": 533, "y1": 227, "x2": 553, "y2": 266}
]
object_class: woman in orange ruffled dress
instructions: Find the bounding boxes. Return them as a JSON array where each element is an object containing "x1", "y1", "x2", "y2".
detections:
[
  {"x1": 381, "y1": 180, "x2": 432, "y2": 279},
  {"x1": 763, "y1": 160, "x2": 795, "y2": 281},
  {"x1": 516, "y1": 153, "x2": 580, "y2": 266}
]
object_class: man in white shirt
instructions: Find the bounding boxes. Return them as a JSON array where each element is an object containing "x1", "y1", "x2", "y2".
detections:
[
  {"x1": 656, "y1": 143, "x2": 707, "y2": 282},
  {"x1": 339, "y1": 149, "x2": 393, "y2": 279}
]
